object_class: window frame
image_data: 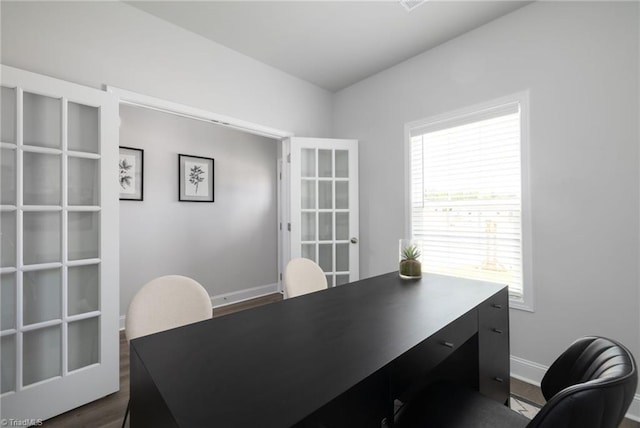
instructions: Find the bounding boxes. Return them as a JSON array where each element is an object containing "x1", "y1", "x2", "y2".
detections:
[{"x1": 404, "y1": 91, "x2": 533, "y2": 311}]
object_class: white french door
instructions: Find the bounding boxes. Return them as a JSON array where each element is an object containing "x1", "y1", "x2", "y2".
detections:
[
  {"x1": 284, "y1": 137, "x2": 359, "y2": 288},
  {"x1": 1, "y1": 66, "x2": 119, "y2": 421}
]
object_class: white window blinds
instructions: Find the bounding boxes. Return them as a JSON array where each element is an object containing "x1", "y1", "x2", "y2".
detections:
[{"x1": 410, "y1": 101, "x2": 524, "y2": 298}]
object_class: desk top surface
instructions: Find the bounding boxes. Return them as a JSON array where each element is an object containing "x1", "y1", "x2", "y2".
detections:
[{"x1": 131, "y1": 272, "x2": 505, "y2": 427}]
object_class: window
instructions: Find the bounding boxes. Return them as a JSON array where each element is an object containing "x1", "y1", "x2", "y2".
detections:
[{"x1": 406, "y1": 92, "x2": 532, "y2": 310}]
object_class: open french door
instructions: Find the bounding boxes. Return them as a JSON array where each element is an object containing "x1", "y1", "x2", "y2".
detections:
[
  {"x1": 281, "y1": 137, "x2": 359, "y2": 289},
  {"x1": 1, "y1": 66, "x2": 119, "y2": 422}
]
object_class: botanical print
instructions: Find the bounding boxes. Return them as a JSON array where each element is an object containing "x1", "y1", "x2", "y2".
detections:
[
  {"x1": 119, "y1": 154, "x2": 136, "y2": 194},
  {"x1": 184, "y1": 161, "x2": 209, "y2": 197}
]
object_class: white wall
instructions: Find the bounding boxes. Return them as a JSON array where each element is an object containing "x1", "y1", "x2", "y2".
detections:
[
  {"x1": 0, "y1": 1, "x2": 332, "y2": 137},
  {"x1": 333, "y1": 0, "x2": 640, "y2": 391},
  {"x1": 119, "y1": 105, "x2": 278, "y2": 318}
]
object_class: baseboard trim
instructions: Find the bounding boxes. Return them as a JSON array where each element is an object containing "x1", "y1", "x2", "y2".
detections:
[
  {"x1": 510, "y1": 355, "x2": 545, "y2": 386},
  {"x1": 511, "y1": 355, "x2": 640, "y2": 422},
  {"x1": 119, "y1": 282, "x2": 281, "y2": 330},
  {"x1": 210, "y1": 282, "x2": 280, "y2": 308}
]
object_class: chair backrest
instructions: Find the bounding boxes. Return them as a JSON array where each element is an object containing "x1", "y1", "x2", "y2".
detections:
[
  {"x1": 125, "y1": 275, "x2": 212, "y2": 341},
  {"x1": 527, "y1": 336, "x2": 637, "y2": 428},
  {"x1": 283, "y1": 258, "x2": 328, "y2": 298}
]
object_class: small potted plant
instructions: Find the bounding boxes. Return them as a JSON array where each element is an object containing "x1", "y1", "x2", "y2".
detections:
[{"x1": 399, "y1": 240, "x2": 422, "y2": 279}]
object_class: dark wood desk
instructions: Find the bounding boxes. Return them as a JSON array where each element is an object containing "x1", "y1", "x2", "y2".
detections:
[{"x1": 130, "y1": 272, "x2": 509, "y2": 428}]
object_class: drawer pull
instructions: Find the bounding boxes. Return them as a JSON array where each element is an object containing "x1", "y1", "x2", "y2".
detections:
[
  {"x1": 494, "y1": 377, "x2": 505, "y2": 383},
  {"x1": 441, "y1": 341, "x2": 455, "y2": 349},
  {"x1": 492, "y1": 304, "x2": 503, "y2": 309},
  {"x1": 492, "y1": 328, "x2": 504, "y2": 334}
]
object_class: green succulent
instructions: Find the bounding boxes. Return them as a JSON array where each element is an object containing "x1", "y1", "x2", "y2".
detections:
[
  {"x1": 400, "y1": 244, "x2": 422, "y2": 278},
  {"x1": 401, "y1": 245, "x2": 421, "y2": 261}
]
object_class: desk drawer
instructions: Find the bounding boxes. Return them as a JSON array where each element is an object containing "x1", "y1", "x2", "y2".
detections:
[
  {"x1": 391, "y1": 309, "x2": 478, "y2": 397},
  {"x1": 478, "y1": 288, "x2": 510, "y2": 403}
]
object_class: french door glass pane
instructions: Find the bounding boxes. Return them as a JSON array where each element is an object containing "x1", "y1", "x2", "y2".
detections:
[
  {"x1": 23, "y1": 92, "x2": 61, "y2": 148},
  {"x1": 68, "y1": 212, "x2": 100, "y2": 260},
  {"x1": 23, "y1": 211, "x2": 61, "y2": 265},
  {"x1": 68, "y1": 264, "x2": 99, "y2": 315},
  {"x1": 68, "y1": 317, "x2": 99, "y2": 371},
  {"x1": 301, "y1": 244, "x2": 316, "y2": 262},
  {"x1": 68, "y1": 102, "x2": 99, "y2": 154},
  {"x1": 68, "y1": 157, "x2": 99, "y2": 206},
  {"x1": 336, "y1": 181, "x2": 349, "y2": 209},
  {"x1": 336, "y1": 213, "x2": 349, "y2": 241},
  {"x1": 1, "y1": 86, "x2": 16, "y2": 144},
  {"x1": 335, "y1": 150, "x2": 349, "y2": 178},
  {"x1": 336, "y1": 243, "x2": 349, "y2": 272},
  {"x1": 301, "y1": 212, "x2": 316, "y2": 241},
  {"x1": 1, "y1": 273, "x2": 16, "y2": 330},
  {"x1": 301, "y1": 149, "x2": 315, "y2": 178},
  {"x1": 23, "y1": 268, "x2": 62, "y2": 325},
  {"x1": 319, "y1": 212, "x2": 332, "y2": 241},
  {"x1": 23, "y1": 152, "x2": 61, "y2": 205},
  {"x1": 1, "y1": 147, "x2": 16, "y2": 205},
  {"x1": 318, "y1": 149, "x2": 332, "y2": 177},
  {"x1": 23, "y1": 325, "x2": 62, "y2": 386},
  {"x1": 1, "y1": 334, "x2": 16, "y2": 393},
  {"x1": 301, "y1": 180, "x2": 315, "y2": 209},
  {"x1": 1, "y1": 211, "x2": 16, "y2": 267},
  {"x1": 318, "y1": 244, "x2": 333, "y2": 272},
  {"x1": 318, "y1": 181, "x2": 332, "y2": 209},
  {"x1": 336, "y1": 275, "x2": 350, "y2": 286}
]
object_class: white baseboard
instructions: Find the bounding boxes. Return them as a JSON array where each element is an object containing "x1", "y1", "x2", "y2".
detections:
[
  {"x1": 210, "y1": 282, "x2": 280, "y2": 308},
  {"x1": 511, "y1": 355, "x2": 640, "y2": 422},
  {"x1": 119, "y1": 282, "x2": 282, "y2": 331},
  {"x1": 510, "y1": 355, "x2": 545, "y2": 386}
]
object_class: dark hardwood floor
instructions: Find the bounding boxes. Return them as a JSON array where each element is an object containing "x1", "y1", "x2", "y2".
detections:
[{"x1": 41, "y1": 292, "x2": 638, "y2": 428}]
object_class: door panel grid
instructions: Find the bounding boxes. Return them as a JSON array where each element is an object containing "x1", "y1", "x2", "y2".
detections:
[
  {"x1": 1, "y1": 66, "x2": 118, "y2": 422},
  {"x1": 289, "y1": 138, "x2": 358, "y2": 288},
  {"x1": 1, "y1": 87, "x2": 102, "y2": 387}
]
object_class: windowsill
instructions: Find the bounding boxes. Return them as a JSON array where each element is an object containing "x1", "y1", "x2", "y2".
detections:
[{"x1": 509, "y1": 296, "x2": 534, "y2": 312}]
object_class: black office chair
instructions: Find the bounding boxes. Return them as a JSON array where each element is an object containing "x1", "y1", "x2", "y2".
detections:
[{"x1": 395, "y1": 336, "x2": 638, "y2": 428}]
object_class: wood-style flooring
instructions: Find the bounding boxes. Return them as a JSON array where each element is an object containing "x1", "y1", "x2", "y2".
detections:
[{"x1": 41, "y1": 293, "x2": 638, "y2": 428}]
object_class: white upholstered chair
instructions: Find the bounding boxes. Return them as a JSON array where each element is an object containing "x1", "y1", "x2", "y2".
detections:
[
  {"x1": 122, "y1": 275, "x2": 212, "y2": 427},
  {"x1": 284, "y1": 258, "x2": 328, "y2": 298},
  {"x1": 124, "y1": 275, "x2": 212, "y2": 341}
]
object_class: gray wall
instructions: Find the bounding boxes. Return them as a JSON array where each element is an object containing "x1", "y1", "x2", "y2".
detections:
[
  {"x1": 332, "y1": 0, "x2": 640, "y2": 381},
  {"x1": 119, "y1": 105, "x2": 278, "y2": 316}
]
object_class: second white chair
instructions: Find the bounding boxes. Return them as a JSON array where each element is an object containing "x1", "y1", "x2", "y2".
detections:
[{"x1": 284, "y1": 258, "x2": 328, "y2": 298}]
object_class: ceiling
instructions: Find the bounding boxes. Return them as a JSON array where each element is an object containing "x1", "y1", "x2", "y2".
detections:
[{"x1": 127, "y1": 1, "x2": 533, "y2": 92}]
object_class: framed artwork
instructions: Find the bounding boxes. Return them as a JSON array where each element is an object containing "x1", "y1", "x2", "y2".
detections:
[
  {"x1": 119, "y1": 147, "x2": 144, "y2": 201},
  {"x1": 179, "y1": 154, "x2": 214, "y2": 202}
]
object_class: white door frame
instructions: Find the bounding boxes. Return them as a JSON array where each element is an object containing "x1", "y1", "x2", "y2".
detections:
[
  {"x1": 105, "y1": 86, "x2": 293, "y2": 140},
  {"x1": 107, "y1": 86, "x2": 294, "y2": 298}
]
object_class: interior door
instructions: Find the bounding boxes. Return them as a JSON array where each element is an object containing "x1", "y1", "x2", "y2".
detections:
[
  {"x1": 1, "y1": 66, "x2": 119, "y2": 421},
  {"x1": 284, "y1": 137, "x2": 359, "y2": 288}
]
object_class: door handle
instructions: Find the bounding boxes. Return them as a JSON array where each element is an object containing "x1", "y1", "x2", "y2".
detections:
[{"x1": 350, "y1": 237, "x2": 358, "y2": 244}]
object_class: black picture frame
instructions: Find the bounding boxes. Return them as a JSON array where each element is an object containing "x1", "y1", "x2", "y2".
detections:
[
  {"x1": 179, "y1": 154, "x2": 215, "y2": 202},
  {"x1": 119, "y1": 146, "x2": 144, "y2": 201}
]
